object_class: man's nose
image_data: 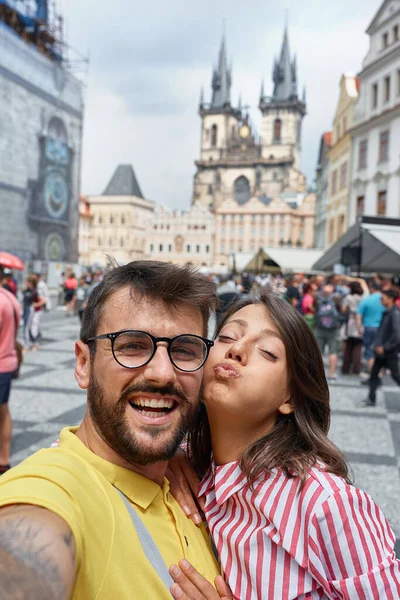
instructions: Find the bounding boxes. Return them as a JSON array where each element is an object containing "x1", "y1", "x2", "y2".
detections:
[{"x1": 143, "y1": 343, "x2": 176, "y2": 383}]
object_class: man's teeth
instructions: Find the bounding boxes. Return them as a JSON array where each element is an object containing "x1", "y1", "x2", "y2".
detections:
[{"x1": 132, "y1": 398, "x2": 175, "y2": 409}]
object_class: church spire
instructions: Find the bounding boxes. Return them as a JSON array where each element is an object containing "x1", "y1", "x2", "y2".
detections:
[
  {"x1": 211, "y1": 33, "x2": 232, "y2": 108},
  {"x1": 272, "y1": 23, "x2": 298, "y2": 101}
]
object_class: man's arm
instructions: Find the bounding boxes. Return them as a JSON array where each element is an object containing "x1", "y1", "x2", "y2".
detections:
[{"x1": 0, "y1": 504, "x2": 77, "y2": 600}]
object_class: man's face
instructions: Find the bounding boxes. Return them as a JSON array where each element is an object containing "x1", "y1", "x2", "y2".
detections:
[{"x1": 82, "y1": 288, "x2": 205, "y2": 466}]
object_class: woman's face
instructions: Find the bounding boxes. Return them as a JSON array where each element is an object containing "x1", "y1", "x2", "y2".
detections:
[{"x1": 203, "y1": 304, "x2": 293, "y2": 435}]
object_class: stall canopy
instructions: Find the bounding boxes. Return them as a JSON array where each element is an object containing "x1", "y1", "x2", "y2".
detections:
[
  {"x1": 312, "y1": 216, "x2": 400, "y2": 273},
  {"x1": 234, "y1": 247, "x2": 324, "y2": 274}
]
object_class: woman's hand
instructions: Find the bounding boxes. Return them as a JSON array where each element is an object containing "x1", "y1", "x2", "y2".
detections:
[
  {"x1": 166, "y1": 450, "x2": 204, "y2": 525},
  {"x1": 170, "y1": 560, "x2": 233, "y2": 600}
]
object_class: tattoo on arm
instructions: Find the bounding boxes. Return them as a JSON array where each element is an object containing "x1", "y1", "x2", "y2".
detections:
[{"x1": 0, "y1": 507, "x2": 76, "y2": 600}]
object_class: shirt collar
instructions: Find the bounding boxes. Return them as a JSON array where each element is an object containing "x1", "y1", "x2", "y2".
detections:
[
  {"x1": 59, "y1": 427, "x2": 164, "y2": 509},
  {"x1": 199, "y1": 460, "x2": 248, "y2": 506}
]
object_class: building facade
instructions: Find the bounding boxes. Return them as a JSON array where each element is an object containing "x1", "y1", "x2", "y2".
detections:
[
  {"x1": 78, "y1": 195, "x2": 92, "y2": 265},
  {"x1": 314, "y1": 133, "x2": 332, "y2": 249},
  {"x1": 214, "y1": 193, "x2": 316, "y2": 269},
  {"x1": 0, "y1": 3, "x2": 84, "y2": 263},
  {"x1": 88, "y1": 165, "x2": 154, "y2": 267},
  {"x1": 326, "y1": 74, "x2": 359, "y2": 246},
  {"x1": 349, "y1": 0, "x2": 400, "y2": 225},
  {"x1": 193, "y1": 27, "x2": 307, "y2": 211},
  {"x1": 147, "y1": 202, "x2": 214, "y2": 267}
]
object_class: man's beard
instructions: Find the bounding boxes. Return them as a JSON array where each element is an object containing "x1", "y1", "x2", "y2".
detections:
[{"x1": 87, "y1": 368, "x2": 201, "y2": 466}]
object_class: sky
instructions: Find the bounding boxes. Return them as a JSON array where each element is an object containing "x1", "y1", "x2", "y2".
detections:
[{"x1": 60, "y1": 0, "x2": 380, "y2": 210}]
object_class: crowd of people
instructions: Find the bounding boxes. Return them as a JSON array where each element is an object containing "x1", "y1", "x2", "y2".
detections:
[{"x1": 0, "y1": 259, "x2": 398, "y2": 599}]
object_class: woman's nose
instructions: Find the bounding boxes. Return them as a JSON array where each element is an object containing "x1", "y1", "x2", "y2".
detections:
[{"x1": 226, "y1": 340, "x2": 247, "y2": 364}]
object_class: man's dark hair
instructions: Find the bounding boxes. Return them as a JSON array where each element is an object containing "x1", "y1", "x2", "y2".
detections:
[
  {"x1": 370, "y1": 280, "x2": 382, "y2": 292},
  {"x1": 382, "y1": 288, "x2": 398, "y2": 301},
  {"x1": 80, "y1": 260, "x2": 217, "y2": 345}
]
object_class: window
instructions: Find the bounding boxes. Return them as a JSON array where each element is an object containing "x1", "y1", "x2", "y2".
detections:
[
  {"x1": 269, "y1": 227, "x2": 274, "y2": 237},
  {"x1": 121, "y1": 215, "x2": 125, "y2": 224},
  {"x1": 384, "y1": 76, "x2": 391, "y2": 102},
  {"x1": 338, "y1": 215, "x2": 345, "y2": 237},
  {"x1": 168, "y1": 244, "x2": 172, "y2": 252},
  {"x1": 336, "y1": 123, "x2": 340, "y2": 141},
  {"x1": 329, "y1": 220, "x2": 334, "y2": 243},
  {"x1": 109, "y1": 238, "x2": 112, "y2": 247},
  {"x1": 110, "y1": 215, "x2": 114, "y2": 224},
  {"x1": 120, "y1": 237, "x2": 124, "y2": 247},
  {"x1": 377, "y1": 191, "x2": 387, "y2": 215},
  {"x1": 372, "y1": 83, "x2": 378, "y2": 108},
  {"x1": 196, "y1": 245, "x2": 200, "y2": 253},
  {"x1": 221, "y1": 226, "x2": 226, "y2": 235},
  {"x1": 150, "y1": 244, "x2": 154, "y2": 252},
  {"x1": 340, "y1": 162, "x2": 348, "y2": 189},
  {"x1": 230, "y1": 226, "x2": 235, "y2": 235},
  {"x1": 99, "y1": 215, "x2": 103, "y2": 224},
  {"x1": 98, "y1": 236, "x2": 102, "y2": 246},
  {"x1": 273, "y1": 119, "x2": 282, "y2": 142},
  {"x1": 233, "y1": 176, "x2": 251, "y2": 205},
  {"x1": 359, "y1": 140, "x2": 368, "y2": 169},
  {"x1": 159, "y1": 244, "x2": 163, "y2": 252},
  {"x1": 331, "y1": 170, "x2": 338, "y2": 195},
  {"x1": 280, "y1": 214, "x2": 285, "y2": 223},
  {"x1": 205, "y1": 245, "x2": 210, "y2": 253},
  {"x1": 356, "y1": 196, "x2": 364, "y2": 217},
  {"x1": 186, "y1": 244, "x2": 191, "y2": 253},
  {"x1": 260, "y1": 227, "x2": 265, "y2": 237},
  {"x1": 383, "y1": 32, "x2": 389, "y2": 48},
  {"x1": 239, "y1": 227, "x2": 243, "y2": 236},
  {"x1": 221, "y1": 243, "x2": 225, "y2": 253},
  {"x1": 395, "y1": 25, "x2": 399, "y2": 41},
  {"x1": 211, "y1": 124, "x2": 217, "y2": 147},
  {"x1": 251, "y1": 227, "x2": 255, "y2": 237},
  {"x1": 379, "y1": 130, "x2": 389, "y2": 162}
]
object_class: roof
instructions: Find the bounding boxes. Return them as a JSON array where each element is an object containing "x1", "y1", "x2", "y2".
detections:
[
  {"x1": 323, "y1": 132, "x2": 332, "y2": 147},
  {"x1": 272, "y1": 26, "x2": 298, "y2": 101},
  {"x1": 103, "y1": 165, "x2": 144, "y2": 198},
  {"x1": 211, "y1": 34, "x2": 231, "y2": 108},
  {"x1": 312, "y1": 217, "x2": 400, "y2": 273}
]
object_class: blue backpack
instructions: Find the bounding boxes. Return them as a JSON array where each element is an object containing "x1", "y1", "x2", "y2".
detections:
[{"x1": 316, "y1": 296, "x2": 340, "y2": 330}]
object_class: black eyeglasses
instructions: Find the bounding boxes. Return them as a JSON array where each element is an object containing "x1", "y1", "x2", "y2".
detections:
[{"x1": 86, "y1": 330, "x2": 214, "y2": 372}]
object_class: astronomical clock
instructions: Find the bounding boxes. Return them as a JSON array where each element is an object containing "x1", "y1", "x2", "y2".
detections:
[{"x1": 29, "y1": 117, "x2": 73, "y2": 261}]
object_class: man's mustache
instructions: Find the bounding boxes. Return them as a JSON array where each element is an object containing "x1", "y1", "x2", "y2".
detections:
[{"x1": 119, "y1": 381, "x2": 188, "y2": 404}]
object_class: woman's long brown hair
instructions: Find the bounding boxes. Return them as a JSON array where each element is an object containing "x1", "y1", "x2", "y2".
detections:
[{"x1": 188, "y1": 292, "x2": 351, "y2": 489}]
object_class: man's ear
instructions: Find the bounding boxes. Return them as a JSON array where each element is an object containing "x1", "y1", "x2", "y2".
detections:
[{"x1": 75, "y1": 340, "x2": 91, "y2": 390}]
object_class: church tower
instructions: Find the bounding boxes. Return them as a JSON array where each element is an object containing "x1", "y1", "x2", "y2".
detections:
[{"x1": 259, "y1": 25, "x2": 306, "y2": 189}]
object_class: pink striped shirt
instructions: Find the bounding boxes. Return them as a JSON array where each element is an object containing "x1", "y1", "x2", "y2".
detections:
[{"x1": 199, "y1": 461, "x2": 400, "y2": 599}]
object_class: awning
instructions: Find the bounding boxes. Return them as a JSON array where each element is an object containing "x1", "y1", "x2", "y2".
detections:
[
  {"x1": 312, "y1": 217, "x2": 400, "y2": 273},
  {"x1": 234, "y1": 247, "x2": 324, "y2": 274}
]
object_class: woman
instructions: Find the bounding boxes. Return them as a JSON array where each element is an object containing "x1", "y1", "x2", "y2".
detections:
[
  {"x1": 300, "y1": 281, "x2": 318, "y2": 329},
  {"x1": 168, "y1": 293, "x2": 400, "y2": 600},
  {"x1": 340, "y1": 281, "x2": 365, "y2": 375}
]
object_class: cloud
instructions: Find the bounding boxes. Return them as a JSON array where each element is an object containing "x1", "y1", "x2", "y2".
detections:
[{"x1": 61, "y1": 0, "x2": 380, "y2": 209}]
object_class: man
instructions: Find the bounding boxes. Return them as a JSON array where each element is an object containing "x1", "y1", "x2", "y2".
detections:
[
  {"x1": 285, "y1": 273, "x2": 302, "y2": 306},
  {"x1": 314, "y1": 283, "x2": 341, "y2": 381},
  {"x1": 356, "y1": 280, "x2": 386, "y2": 379},
  {"x1": 361, "y1": 289, "x2": 400, "y2": 407},
  {"x1": 0, "y1": 261, "x2": 220, "y2": 598},
  {"x1": 0, "y1": 277, "x2": 20, "y2": 474}
]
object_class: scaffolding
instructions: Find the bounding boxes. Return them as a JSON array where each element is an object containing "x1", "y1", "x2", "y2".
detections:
[{"x1": 0, "y1": 0, "x2": 88, "y2": 76}]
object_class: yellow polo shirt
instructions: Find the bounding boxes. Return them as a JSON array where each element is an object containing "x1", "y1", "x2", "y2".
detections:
[{"x1": 0, "y1": 427, "x2": 219, "y2": 599}]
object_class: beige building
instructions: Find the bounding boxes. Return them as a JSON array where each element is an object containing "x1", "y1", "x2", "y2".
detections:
[
  {"x1": 193, "y1": 28, "x2": 306, "y2": 211},
  {"x1": 147, "y1": 202, "x2": 214, "y2": 267},
  {"x1": 78, "y1": 195, "x2": 93, "y2": 265},
  {"x1": 88, "y1": 165, "x2": 154, "y2": 267},
  {"x1": 326, "y1": 74, "x2": 360, "y2": 246},
  {"x1": 214, "y1": 194, "x2": 316, "y2": 268}
]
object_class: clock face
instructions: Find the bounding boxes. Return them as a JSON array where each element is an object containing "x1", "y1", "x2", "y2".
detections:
[
  {"x1": 239, "y1": 125, "x2": 250, "y2": 139},
  {"x1": 45, "y1": 232, "x2": 64, "y2": 261},
  {"x1": 46, "y1": 138, "x2": 69, "y2": 165},
  {"x1": 44, "y1": 171, "x2": 69, "y2": 219}
]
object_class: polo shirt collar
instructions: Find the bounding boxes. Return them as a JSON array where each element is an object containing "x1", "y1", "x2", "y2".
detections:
[{"x1": 59, "y1": 427, "x2": 164, "y2": 509}]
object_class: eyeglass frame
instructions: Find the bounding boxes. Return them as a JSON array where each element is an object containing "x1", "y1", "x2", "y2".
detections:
[{"x1": 86, "y1": 329, "x2": 214, "y2": 372}]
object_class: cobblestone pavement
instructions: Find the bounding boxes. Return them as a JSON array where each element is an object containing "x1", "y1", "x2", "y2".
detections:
[{"x1": 7, "y1": 311, "x2": 400, "y2": 552}]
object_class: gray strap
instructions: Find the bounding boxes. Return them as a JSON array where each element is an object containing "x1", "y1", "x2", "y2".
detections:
[{"x1": 115, "y1": 487, "x2": 174, "y2": 592}]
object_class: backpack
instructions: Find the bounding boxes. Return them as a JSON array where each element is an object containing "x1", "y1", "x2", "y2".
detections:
[{"x1": 316, "y1": 296, "x2": 340, "y2": 330}]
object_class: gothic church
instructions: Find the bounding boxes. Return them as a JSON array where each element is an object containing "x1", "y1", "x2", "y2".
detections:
[{"x1": 192, "y1": 26, "x2": 307, "y2": 210}]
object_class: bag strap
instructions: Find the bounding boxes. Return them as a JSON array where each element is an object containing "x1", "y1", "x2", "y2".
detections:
[
  {"x1": 114, "y1": 487, "x2": 173, "y2": 592},
  {"x1": 0, "y1": 289, "x2": 18, "y2": 340}
]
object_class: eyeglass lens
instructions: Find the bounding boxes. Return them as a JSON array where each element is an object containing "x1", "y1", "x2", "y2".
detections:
[{"x1": 112, "y1": 331, "x2": 207, "y2": 371}]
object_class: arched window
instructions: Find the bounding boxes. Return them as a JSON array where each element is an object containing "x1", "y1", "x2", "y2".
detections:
[
  {"x1": 233, "y1": 176, "x2": 251, "y2": 205},
  {"x1": 273, "y1": 119, "x2": 282, "y2": 143},
  {"x1": 211, "y1": 124, "x2": 218, "y2": 147}
]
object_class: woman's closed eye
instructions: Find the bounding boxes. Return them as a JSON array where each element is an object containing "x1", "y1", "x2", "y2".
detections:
[{"x1": 259, "y1": 348, "x2": 278, "y2": 360}]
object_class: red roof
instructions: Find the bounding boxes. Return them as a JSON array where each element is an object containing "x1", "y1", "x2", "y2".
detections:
[{"x1": 323, "y1": 132, "x2": 332, "y2": 147}]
